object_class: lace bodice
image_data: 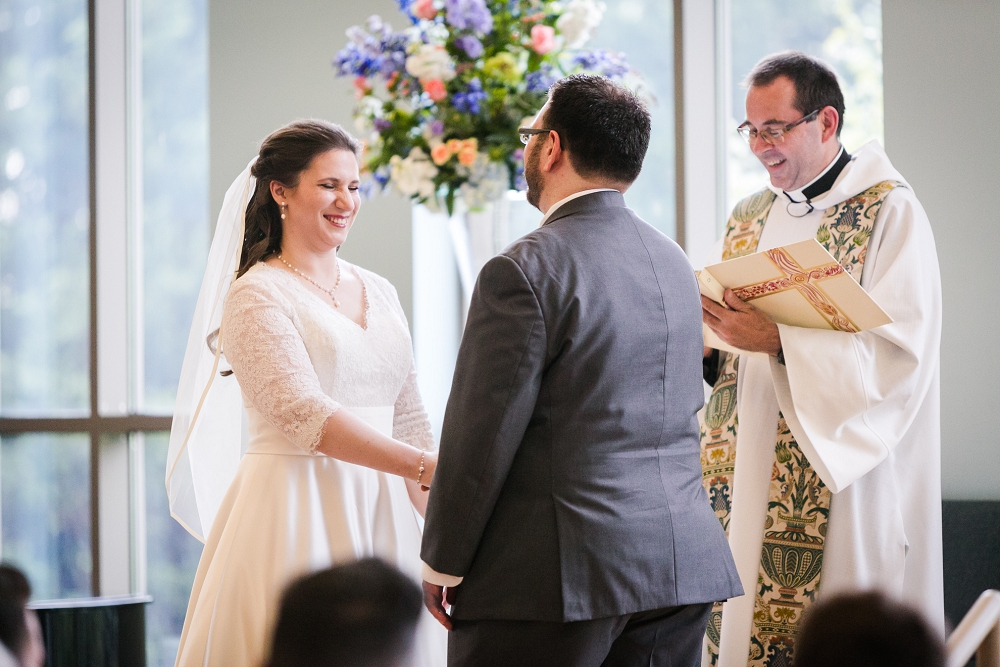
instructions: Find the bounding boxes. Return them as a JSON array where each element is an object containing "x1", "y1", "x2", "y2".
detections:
[{"x1": 220, "y1": 261, "x2": 434, "y2": 454}]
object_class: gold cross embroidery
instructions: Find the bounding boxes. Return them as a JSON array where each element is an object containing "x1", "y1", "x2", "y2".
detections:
[{"x1": 731, "y1": 247, "x2": 860, "y2": 333}]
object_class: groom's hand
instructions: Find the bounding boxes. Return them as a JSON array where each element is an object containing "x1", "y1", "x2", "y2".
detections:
[{"x1": 422, "y1": 581, "x2": 456, "y2": 630}]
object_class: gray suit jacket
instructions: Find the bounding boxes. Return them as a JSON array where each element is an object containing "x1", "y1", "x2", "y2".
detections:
[{"x1": 421, "y1": 191, "x2": 742, "y2": 622}]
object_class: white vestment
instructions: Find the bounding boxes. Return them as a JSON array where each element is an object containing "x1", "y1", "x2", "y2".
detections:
[{"x1": 711, "y1": 141, "x2": 944, "y2": 667}]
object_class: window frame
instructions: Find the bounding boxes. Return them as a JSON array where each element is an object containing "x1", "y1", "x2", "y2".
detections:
[{"x1": 0, "y1": 0, "x2": 171, "y2": 598}]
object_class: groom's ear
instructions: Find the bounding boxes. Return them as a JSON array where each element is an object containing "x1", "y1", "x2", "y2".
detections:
[{"x1": 541, "y1": 130, "x2": 563, "y2": 173}]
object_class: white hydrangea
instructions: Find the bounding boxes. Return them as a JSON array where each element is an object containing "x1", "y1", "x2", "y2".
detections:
[
  {"x1": 354, "y1": 96, "x2": 382, "y2": 135},
  {"x1": 423, "y1": 23, "x2": 450, "y2": 46},
  {"x1": 389, "y1": 147, "x2": 438, "y2": 199},
  {"x1": 405, "y1": 44, "x2": 456, "y2": 82},
  {"x1": 354, "y1": 115, "x2": 372, "y2": 134},
  {"x1": 458, "y1": 153, "x2": 508, "y2": 208},
  {"x1": 556, "y1": 0, "x2": 606, "y2": 49}
]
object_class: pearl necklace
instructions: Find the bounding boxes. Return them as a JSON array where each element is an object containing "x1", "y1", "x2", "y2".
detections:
[{"x1": 277, "y1": 254, "x2": 342, "y2": 307}]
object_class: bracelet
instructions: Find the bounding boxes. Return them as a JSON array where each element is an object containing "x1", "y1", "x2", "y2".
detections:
[{"x1": 417, "y1": 451, "x2": 426, "y2": 484}]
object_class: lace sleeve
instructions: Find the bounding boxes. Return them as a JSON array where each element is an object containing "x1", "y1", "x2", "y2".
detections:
[
  {"x1": 393, "y1": 360, "x2": 435, "y2": 451},
  {"x1": 377, "y1": 276, "x2": 435, "y2": 452},
  {"x1": 222, "y1": 277, "x2": 340, "y2": 453}
]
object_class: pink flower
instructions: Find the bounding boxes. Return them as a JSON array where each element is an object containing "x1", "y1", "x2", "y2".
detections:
[
  {"x1": 422, "y1": 78, "x2": 447, "y2": 102},
  {"x1": 530, "y1": 24, "x2": 556, "y2": 55},
  {"x1": 353, "y1": 76, "x2": 371, "y2": 100},
  {"x1": 413, "y1": 0, "x2": 438, "y2": 21},
  {"x1": 430, "y1": 142, "x2": 452, "y2": 165}
]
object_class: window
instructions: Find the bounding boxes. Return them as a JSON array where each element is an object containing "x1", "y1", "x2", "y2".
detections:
[
  {"x1": 591, "y1": 0, "x2": 676, "y2": 237},
  {"x1": 143, "y1": 432, "x2": 201, "y2": 666},
  {"x1": 0, "y1": 0, "x2": 207, "y2": 664},
  {"x1": 140, "y1": 0, "x2": 209, "y2": 414},
  {"x1": 0, "y1": 0, "x2": 90, "y2": 417},
  {"x1": 1, "y1": 433, "x2": 91, "y2": 599}
]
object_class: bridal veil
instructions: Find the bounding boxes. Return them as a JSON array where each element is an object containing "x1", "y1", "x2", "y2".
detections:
[{"x1": 166, "y1": 160, "x2": 255, "y2": 541}]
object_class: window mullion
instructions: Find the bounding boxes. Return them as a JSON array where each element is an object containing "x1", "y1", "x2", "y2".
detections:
[{"x1": 93, "y1": 0, "x2": 136, "y2": 597}]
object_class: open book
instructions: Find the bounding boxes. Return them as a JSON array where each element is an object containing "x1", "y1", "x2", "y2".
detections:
[{"x1": 698, "y1": 238, "x2": 893, "y2": 358}]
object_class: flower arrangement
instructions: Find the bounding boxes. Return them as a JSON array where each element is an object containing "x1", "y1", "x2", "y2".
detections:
[{"x1": 335, "y1": 0, "x2": 636, "y2": 213}]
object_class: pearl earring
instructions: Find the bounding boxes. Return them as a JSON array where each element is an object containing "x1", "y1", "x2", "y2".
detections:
[{"x1": 280, "y1": 202, "x2": 287, "y2": 220}]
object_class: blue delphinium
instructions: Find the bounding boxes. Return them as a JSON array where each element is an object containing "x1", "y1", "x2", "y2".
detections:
[
  {"x1": 445, "y1": 0, "x2": 493, "y2": 35},
  {"x1": 334, "y1": 19, "x2": 409, "y2": 79},
  {"x1": 453, "y1": 78, "x2": 487, "y2": 114},
  {"x1": 572, "y1": 49, "x2": 630, "y2": 79},
  {"x1": 525, "y1": 64, "x2": 558, "y2": 93},
  {"x1": 455, "y1": 35, "x2": 485, "y2": 59},
  {"x1": 373, "y1": 167, "x2": 391, "y2": 188},
  {"x1": 396, "y1": 0, "x2": 419, "y2": 23},
  {"x1": 513, "y1": 149, "x2": 527, "y2": 190}
]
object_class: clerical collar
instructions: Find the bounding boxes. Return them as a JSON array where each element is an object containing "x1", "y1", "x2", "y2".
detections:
[{"x1": 782, "y1": 147, "x2": 851, "y2": 218}]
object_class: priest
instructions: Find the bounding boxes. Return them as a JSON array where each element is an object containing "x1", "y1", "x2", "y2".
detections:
[{"x1": 699, "y1": 51, "x2": 943, "y2": 667}]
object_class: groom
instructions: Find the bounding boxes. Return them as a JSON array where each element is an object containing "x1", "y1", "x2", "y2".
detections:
[{"x1": 420, "y1": 74, "x2": 742, "y2": 667}]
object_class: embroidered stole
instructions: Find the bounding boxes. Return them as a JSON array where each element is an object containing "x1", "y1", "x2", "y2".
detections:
[{"x1": 701, "y1": 180, "x2": 902, "y2": 667}]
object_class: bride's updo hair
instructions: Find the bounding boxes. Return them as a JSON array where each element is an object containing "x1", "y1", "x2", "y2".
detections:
[{"x1": 237, "y1": 120, "x2": 361, "y2": 278}]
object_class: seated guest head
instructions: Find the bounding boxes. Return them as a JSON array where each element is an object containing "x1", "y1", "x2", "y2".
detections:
[
  {"x1": 521, "y1": 74, "x2": 651, "y2": 210},
  {"x1": 264, "y1": 558, "x2": 423, "y2": 667},
  {"x1": 793, "y1": 591, "x2": 944, "y2": 667},
  {"x1": 0, "y1": 564, "x2": 44, "y2": 667}
]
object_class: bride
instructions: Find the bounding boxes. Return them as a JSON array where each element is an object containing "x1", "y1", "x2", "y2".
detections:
[{"x1": 166, "y1": 120, "x2": 447, "y2": 666}]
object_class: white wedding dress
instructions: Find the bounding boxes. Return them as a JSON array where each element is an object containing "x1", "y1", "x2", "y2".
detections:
[{"x1": 174, "y1": 261, "x2": 447, "y2": 667}]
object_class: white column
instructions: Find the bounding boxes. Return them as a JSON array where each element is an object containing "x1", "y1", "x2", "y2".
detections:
[
  {"x1": 411, "y1": 206, "x2": 462, "y2": 443},
  {"x1": 677, "y1": 0, "x2": 725, "y2": 267},
  {"x1": 93, "y1": 0, "x2": 142, "y2": 595}
]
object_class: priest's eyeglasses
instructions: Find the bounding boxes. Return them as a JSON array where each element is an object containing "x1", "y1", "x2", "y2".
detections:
[
  {"x1": 736, "y1": 109, "x2": 820, "y2": 145},
  {"x1": 518, "y1": 127, "x2": 555, "y2": 145}
]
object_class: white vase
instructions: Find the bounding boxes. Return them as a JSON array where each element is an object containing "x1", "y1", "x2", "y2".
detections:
[{"x1": 409, "y1": 193, "x2": 541, "y2": 438}]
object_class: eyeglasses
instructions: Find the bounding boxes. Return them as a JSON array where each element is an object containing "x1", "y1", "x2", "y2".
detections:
[
  {"x1": 736, "y1": 109, "x2": 820, "y2": 145},
  {"x1": 518, "y1": 127, "x2": 555, "y2": 145}
]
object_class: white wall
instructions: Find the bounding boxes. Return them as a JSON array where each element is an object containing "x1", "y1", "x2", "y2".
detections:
[
  {"x1": 883, "y1": 0, "x2": 1000, "y2": 500},
  {"x1": 209, "y1": 0, "x2": 414, "y2": 319}
]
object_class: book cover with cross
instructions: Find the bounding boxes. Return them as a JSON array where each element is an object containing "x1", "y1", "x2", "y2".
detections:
[{"x1": 698, "y1": 238, "x2": 893, "y2": 358}]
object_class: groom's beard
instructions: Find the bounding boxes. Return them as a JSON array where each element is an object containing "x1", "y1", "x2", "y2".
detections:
[{"x1": 524, "y1": 140, "x2": 544, "y2": 210}]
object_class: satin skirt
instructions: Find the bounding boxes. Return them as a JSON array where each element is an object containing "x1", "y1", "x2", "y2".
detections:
[{"x1": 174, "y1": 415, "x2": 447, "y2": 666}]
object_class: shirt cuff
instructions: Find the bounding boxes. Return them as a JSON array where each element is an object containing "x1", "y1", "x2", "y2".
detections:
[{"x1": 421, "y1": 561, "x2": 464, "y2": 587}]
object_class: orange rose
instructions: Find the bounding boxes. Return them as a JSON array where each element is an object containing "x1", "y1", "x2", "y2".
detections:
[
  {"x1": 430, "y1": 143, "x2": 452, "y2": 165},
  {"x1": 458, "y1": 146, "x2": 477, "y2": 166},
  {"x1": 446, "y1": 139, "x2": 462, "y2": 153}
]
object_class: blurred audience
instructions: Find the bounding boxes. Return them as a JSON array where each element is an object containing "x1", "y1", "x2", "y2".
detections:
[
  {"x1": 264, "y1": 558, "x2": 423, "y2": 667},
  {"x1": 794, "y1": 591, "x2": 945, "y2": 667},
  {"x1": 0, "y1": 564, "x2": 44, "y2": 667}
]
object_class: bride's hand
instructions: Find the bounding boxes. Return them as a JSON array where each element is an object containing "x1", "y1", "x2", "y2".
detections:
[{"x1": 419, "y1": 450, "x2": 438, "y2": 491}]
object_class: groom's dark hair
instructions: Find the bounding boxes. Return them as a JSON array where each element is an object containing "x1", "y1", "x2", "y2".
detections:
[
  {"x1": 544, "y1": 74, "x2": 651, "y2": 185},
  {"x1": 264, "y1": 558, "x2": 423, "y2": 667}
]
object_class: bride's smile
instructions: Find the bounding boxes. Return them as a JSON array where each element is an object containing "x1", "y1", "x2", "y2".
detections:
[{"x1": 276, "y1": 147, "x2": 362, "y2": 252}]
